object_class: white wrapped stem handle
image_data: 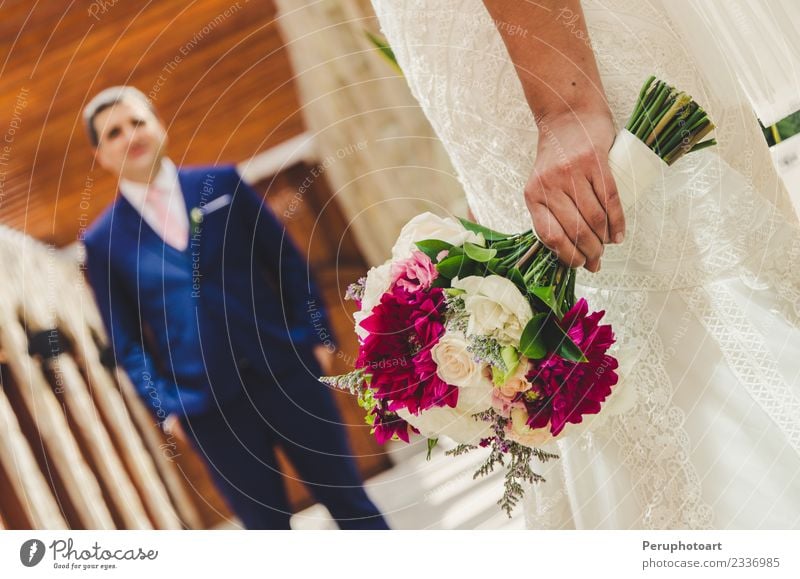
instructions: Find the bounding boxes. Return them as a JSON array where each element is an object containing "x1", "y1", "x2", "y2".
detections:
[{"x1": 607, "y1": 129, "x2": 666, "y2": 211}]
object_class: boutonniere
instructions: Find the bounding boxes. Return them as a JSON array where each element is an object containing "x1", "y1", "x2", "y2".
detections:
[
  {"x1": 189, "y1": 194, "x2": 232, "y2": 237},
  {"x1": 189, "y1": 207, "x2": 204, "y2": 237}
]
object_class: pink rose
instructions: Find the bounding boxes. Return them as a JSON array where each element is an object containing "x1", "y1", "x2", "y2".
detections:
[
  {"x1": 490, "y1": 388, "x2": 525, "y2": 418},
  {"x1": 390, "y1": 249, "x2": 438, "y2": 292}
]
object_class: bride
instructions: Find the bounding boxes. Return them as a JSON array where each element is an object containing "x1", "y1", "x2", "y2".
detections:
[{"x1": 369, "y1": 0, "x2": 800, "y2": 529}]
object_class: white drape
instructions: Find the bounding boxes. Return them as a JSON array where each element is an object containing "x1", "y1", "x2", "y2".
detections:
[{"x1": 663, "y1": 0, "x2": 800, "y2": 126}]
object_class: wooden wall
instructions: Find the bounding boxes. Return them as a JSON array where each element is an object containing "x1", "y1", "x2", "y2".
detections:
[
  {"x1": 0, "y1": 0, "x2": 304, "y2": 247},
  {"x1": 0, "y1": 1, "x2": 393, "y2": 527}
]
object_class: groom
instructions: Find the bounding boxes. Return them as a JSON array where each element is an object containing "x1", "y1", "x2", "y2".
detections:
[{"x1": 81, "y1": 86, "x2": 389, "y2": 530}]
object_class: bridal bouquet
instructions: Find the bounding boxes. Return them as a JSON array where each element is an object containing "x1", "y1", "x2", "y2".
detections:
[
  {"x1": 321, "y1": 76, "x2": 716, "y2": 516},
  {"x1": 323, "y1": 213, "x2": 618, "y2": 514}
]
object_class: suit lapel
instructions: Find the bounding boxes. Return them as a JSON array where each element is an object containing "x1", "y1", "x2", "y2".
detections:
[
  {"x1": 177, "y1": 168, "x2": 199, "y2": 220},
  {"x1": 115, "y1": 168, "x2": 197, "y2": 263}
]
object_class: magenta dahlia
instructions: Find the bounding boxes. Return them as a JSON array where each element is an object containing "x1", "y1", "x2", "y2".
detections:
[
  {"x1": 356, "y1": 285, "x2": 457, "y2": 415},
  {"x1": 523, "y1": 298, "x2": 619, "y2": 436}
]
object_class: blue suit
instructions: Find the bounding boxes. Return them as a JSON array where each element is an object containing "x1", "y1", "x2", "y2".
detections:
[{"x1": 84, "y1": 164, "x2": 388, "y2": 529}]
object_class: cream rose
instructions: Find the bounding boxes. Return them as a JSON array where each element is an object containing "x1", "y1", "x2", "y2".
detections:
[
  {"x1": 497, "y1": 358, "x2": 533, "y2": 398},
  {"x1": 432, "y1": 331, "x2": 494, "y2": 414},
  {"x1": 506, "y1": 407, "x2": 554, "y2": 448},
  {"x1": 506, "y1": 406, "x2": 603, "y2": 448},
  {"x1": 397, "y1": 331, "x2": 494, "y2": 443},
  {"x1": 431, "y1": 332, "x2": 486, "y2": 388},
  {"x1": 397, "y1": 405, "x2": 492, "y2": 445},
  {"x1": 452, "y1": 275, "x2": 533, "y2": 345},
  {"x1": 391, "y1": 212, "x2": 483, "y2": 260}
]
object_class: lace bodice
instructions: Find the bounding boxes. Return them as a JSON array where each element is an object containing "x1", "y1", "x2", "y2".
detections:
[
  {"x1": 370, "y1": 0, "x2": 800, "y2": 529},
  {"x1": 370, "y1": 0, "x2": 797, "y2": 285}
]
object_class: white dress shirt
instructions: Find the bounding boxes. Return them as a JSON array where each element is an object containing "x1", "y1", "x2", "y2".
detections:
[{"x1": 118, "y1": 158, "x2": 189, "y2": 246}]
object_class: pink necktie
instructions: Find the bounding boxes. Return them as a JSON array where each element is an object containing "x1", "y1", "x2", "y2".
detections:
[{"x1": 146, "y1": 184, "x2": 188, "y2": 251}]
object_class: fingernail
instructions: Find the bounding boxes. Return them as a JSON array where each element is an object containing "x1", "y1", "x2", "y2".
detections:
[{"x1": 614, "y1": 232, "x2": 625, "y2": 244}]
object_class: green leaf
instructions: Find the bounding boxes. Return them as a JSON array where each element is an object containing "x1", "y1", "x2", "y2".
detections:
[
  {"x1": 457, "y1": 217, "x2": 512, "y2": 241},
  {"x1": 426, "y1": 438, "x2": 438, "y2": 460},
  {"x1": 519, "y1": 313, "x2": 549, "y2": 359},
  {"x1": 501, "y1": 345, "x2": 520, "y2": 375},
  {"x1": 529, "y1": 285, "x2": 562, "y2": 318},
  {"x1": 508, "y1": 267, "x2": 526, "y2": 289},
  {"x1": 487, "y1": 237, "x2": 521, "y2": 250},
  {"x1": 486, "y1": 258, "x2": 505, "y2": 275},
  {"x1": 447, "y1": 246, "x2": 464, "y2": 257},
  {"x1": 366, "y1": 31, "x2": 402, "y2": 74},
  {"x1": 430, "y1": 276, "x2": 450, "y2": 289},
  {"x1": 492, "y1": 345, "x2": 521, "y2": 385},
  {"x1": 436, "y1": 254, "x2": 478, "y2": 279},
  {"x1": 544, "y1": 318, "x2": 588, "y2": 363},
  {"x1": 415, "y1": 239, "x2": 453, "y2": 261},
  {"x1": 463, "y1": 242, "x2": 497, "y2": 262}
]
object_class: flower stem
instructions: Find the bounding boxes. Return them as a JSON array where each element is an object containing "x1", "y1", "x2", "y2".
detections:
[{"x1": 514, "y1": 241, "x2": 541, "y2": 270}]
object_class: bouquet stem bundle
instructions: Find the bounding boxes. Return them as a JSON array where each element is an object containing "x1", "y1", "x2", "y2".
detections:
[{"x1": 625, "y1": 75, "x2": 716, "y2": 165}]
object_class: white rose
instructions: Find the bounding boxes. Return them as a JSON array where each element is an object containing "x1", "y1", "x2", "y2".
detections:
[
  {"x1": 391, "y1": 212, "x2": 483, "y2": 260},
  {"x1": 354, "y1": 262, "x2": 392, "y2": 340},
  {"x1": 397, "y1": 405, "x2": 492, "y2": 445},
  {"x1": 361, "y1": 262, "x2": 392, "y2": 312},
  {"x1": 452, "y1": 275, "x2": 533, "y2": 345},
  {"x1": 432, "y1": 331, "x2": 494, "y2": 414},
  {"x1": 353, "y1": 310, "x2": 370, "y2": 341},
  {"x1": 454, "y1": 381, "x2": 493, "y2": 414}
]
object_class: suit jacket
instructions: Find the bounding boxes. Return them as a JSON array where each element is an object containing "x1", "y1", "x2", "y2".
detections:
[{"x1": 83, "y1": 164, "x2": 332, "y2": 417}]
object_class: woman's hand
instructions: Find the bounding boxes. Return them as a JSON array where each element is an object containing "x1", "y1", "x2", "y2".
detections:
[
  {"x1": 525, "y1": 108, "x2": 624, "y2": 272},
  {"x1": 481, "y1": 0, "x2": 625, "y2": 272}
]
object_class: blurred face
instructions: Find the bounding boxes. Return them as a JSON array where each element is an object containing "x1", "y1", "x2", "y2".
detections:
[{"x1": 92, "y1": 98, "x2": 167, "y2": 182}]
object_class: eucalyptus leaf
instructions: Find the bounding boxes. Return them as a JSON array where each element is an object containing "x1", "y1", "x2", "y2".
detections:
[
  {"x1": 463, "y1": 242, "x2": 497, "y2": 262},
  {"x1": 448, "y1": 246, "x2": 464, "y2": 257}
]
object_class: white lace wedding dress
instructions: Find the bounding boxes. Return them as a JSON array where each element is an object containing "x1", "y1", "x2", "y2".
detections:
[{"x1": 370, "y1": 0, "x2": 800, "y2": 529}]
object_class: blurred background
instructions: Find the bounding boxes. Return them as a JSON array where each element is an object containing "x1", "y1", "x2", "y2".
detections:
[
  {"x1": 0, "y1": 0, "x2": 515, "y2": 531},
  {"x1": 0, "y1": 1, "x2": 798, "y2": 531}
]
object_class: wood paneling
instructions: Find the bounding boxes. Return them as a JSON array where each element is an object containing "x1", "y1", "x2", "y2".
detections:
[
  {"x1": 0, "y1": 2, "x2": 393, "y2": 526},
  {"x1": 0, "y1": 0, "x2": 305, "y2": 246}
]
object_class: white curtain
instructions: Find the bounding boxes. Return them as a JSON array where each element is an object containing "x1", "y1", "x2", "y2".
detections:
[
  {"x1": 663, "y1": 0, "x2": 800, "y2": 126},
  {"x1": 274, "y1": 0, "x2": 468, "y2": 266}
]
